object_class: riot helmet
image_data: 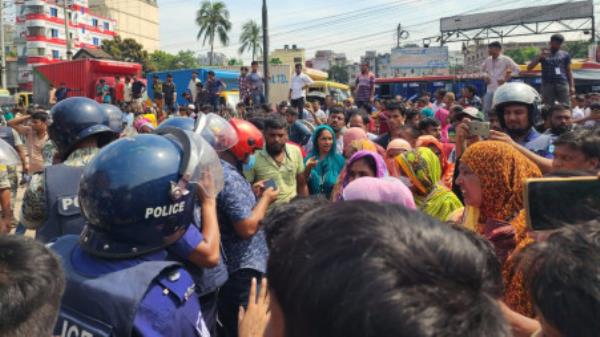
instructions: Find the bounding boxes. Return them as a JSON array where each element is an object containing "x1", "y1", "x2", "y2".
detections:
[{"x1": 100, "y1": 104, "x2": 125, "y2": 134}]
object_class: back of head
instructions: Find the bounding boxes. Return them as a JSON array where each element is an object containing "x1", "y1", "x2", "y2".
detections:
[
  {"x1": 262, "y1": 196, "x2": 329, "y2": 248},
  {"x1": 268, "y1": 201, "x2": 510, "y2": 337},
  {"x1": 0, "y1": 236, "x2": 65, "y2": 337},
  {"x1": 520, "y1": 221, "x2": 600, "y2": 337}
]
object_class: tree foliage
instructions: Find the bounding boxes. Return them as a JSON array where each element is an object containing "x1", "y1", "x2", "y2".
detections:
[
  {"x1": 148, "y1": 50, "x2": 199, "y2": 71},
  {"x1": 270, "y1": 58, "x2": 282, "y2": 65},
  {"x1": 101, "y1": 35, "x2": 154, "y2": 72},
  {"x1": 328, "y1": 64, "x2": 350, "y2": 84},
  {"x1": 238, "y1": 20, "x2": 262, "y2": 61},
  {"x1": 504, "y1": 47, "x2": 539, "y2": 64},
  {"x1": 228, "y1": 58, "x2": 243, "y2": 66},
  {"x1": 196, "y1": 1, "x2": 232, "y2": 65},
  {"x1": 564, "y1": 40, "x2": 590, "y2": 59}
]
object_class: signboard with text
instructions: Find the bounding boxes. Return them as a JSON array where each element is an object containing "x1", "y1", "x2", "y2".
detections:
[{"x1": 391, "y1": 47, "x2": 449, "y2": 69}]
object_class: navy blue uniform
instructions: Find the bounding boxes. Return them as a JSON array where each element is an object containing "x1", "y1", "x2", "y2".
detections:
[{"x1": 52, "y1": 235, "x2": 209, "y2": 337}]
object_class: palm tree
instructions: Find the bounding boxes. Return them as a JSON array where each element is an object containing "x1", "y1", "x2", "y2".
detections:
[
  {"x1": 195, "y1": 1, "x2": 232, "y2": 65},
  {"x1": 238, "y1": 20, "x2": 262, "y2": 61}
]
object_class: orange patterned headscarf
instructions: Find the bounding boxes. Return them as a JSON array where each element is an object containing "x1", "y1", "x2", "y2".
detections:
[{"x1": 460, "y1": 141, "x2": 542, "y2": 226}]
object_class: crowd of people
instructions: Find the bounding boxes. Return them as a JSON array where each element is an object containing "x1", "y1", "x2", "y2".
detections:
[{"x1": 0, "y1": 34, "x2": 599, "y2": 337}]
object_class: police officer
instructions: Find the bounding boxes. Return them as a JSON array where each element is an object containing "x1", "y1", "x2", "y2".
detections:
[
  {"x1": 156, "y1": 115, "x2": 229, "y2": 333},
  {"x1": 489, "y1": 82, "x2": 542, "y2": 149},
  {"x1": 21, "y1": 97, "x2": 119, "y2": 243},
  {"x1": 51, "y1": 132, "x2": 221, "y2": 337},
  {"x1": 216, "y1": 118, "x2": 279, "y2": 337}
]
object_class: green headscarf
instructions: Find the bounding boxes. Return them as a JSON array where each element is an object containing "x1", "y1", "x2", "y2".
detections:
[{"x1": 396, "y1": 147, "x2": 462, "y2": 222}]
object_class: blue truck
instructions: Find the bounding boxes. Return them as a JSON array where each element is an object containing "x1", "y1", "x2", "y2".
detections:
[{"x1": 147, "y1": 68, "x2": 240, "y2": 107}]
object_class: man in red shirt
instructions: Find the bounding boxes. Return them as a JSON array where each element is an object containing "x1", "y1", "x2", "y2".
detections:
[{"x1": 115, "y1": 75, "x2": 125, "y2": 107}]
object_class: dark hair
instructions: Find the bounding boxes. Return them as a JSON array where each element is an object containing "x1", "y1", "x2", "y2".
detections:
[
  {"x1": 264, "y1": 117, "x2": 288, "y2": 131},
  {"x1": 398, "y1": 125, "x2": 421, "y2": 139},
  {"x1": 547, "y1": 103, "x2": 570, "y2": 118},
  {"x1": 251, "y1": 61, "x2": 259, "y2": 66},
  {"x1": 386, "y1": 102, "x2": 406, "y2": 116},
  {"x1": 450, "y1": 225, "x2": 504, "y2": 298},
  {"x1": 418, "y1": 117, "x2": 440, "y2": 131},
  {"x1": 329, "y1": 106, "x2": 345, "y2": 117},
  {"x1": 550, "y1": 34, "x2": 565, "y2": 44},
  {"x1": 31, "y1": 112, "x2": 48, "y2": 123},
  {"x1": 434, "y1": 89, "x2": 448, "y2": 98},
  {"x1": 0, "y1": 236, "x2": 65, "y2": 336},
  {"x1": 262, "y1": 196, "x2": 329, "y2": 248},
  {"x1": 295, "y1": 63, "x2": 302, "y2": 68},
  {"x1": 166, "y1": 73, "x2": 173, "y2": 78},
  {"x1": 406, "y1": 109, "x2": 420, "y2": 122},
  {"x1": 192, "y1": 71, "x2": 198, "y2": 74},
  {"x1": 286, "y1": 107, "x2": 299, "y2": 117},
  {"x1": 488, "y1": 41, "x2": 502, "y2": 49},
  {"x1": 349, "y1": 111, "x2": 369, "y2": 126},
  {"x1": 465, "y1": 85, "x2": 477, "y2": 95},
  {"x1": 207, "y1": 71, "x2": 215, "y2": 76},
  {"x1": 247, "y1": 116, "x2": 266, "y2": 131},
  {"x1": 554, "y1": 128, "x2": 600, "y2": 161},
  {"x1": 519, "y1": 221, "x2": 600, "y2": 337},
  {"x1": 268, "y1": 202, "x2": 510, "y2": 337}
]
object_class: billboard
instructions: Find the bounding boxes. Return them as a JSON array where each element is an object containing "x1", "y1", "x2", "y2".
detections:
[{"x1": 391, "y1": 47, "x2": 449, "y2": 69}]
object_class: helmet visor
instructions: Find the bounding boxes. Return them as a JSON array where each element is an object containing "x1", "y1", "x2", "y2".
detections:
[{"x1": 195, "y1": 113, "x2": 238, "y2": 152}]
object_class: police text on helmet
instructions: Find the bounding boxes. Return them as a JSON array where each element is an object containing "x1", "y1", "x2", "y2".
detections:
[{"x1": 145, "y1": 201, "x2": 186, "y2": 219}]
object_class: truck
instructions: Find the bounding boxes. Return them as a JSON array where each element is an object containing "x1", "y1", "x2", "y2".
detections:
[
  {"x1": 33, "y1": 59, "x2": 143, "y2": 106},
  {"x1": 147, "y1": 69, "x2": 240, "y2": 108}
]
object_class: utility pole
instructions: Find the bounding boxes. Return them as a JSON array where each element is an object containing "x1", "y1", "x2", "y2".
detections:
[
  {"x1": 63, "y1": 0, "x2": 72, "y2": 60},
  {"x1": 262, "y1": 0, "x2": 269, "y2": 101},
  {"x1": 0, "y1": 0, "x2": 6, "y2": 89}
]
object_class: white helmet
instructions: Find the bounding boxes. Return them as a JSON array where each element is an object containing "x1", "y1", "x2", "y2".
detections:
[{"x1": 492, "y1": 82, "x2": 541, "y2": 124}]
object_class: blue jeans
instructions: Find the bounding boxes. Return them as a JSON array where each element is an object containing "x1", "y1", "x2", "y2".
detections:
[
  {"x1": 217, "y1": 269, "x2": 263, "y2": 337},
  {"x1": 252, "y1": 93, "x2": 266, "y2": 106}
]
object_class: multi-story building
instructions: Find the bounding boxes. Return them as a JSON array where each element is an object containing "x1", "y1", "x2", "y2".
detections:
[
  {"x1": 88, "y1": 0, "x2": 159, "y2": 52},
  {"x1": 15, "y1": 0, "x2": 116, "y2": 89},
  {"x1": 198, "y1": 51, "x2": 227, "y2": 66},
  {"x1": 271, "y1": 45, "x2": 305, "y2": 66}
]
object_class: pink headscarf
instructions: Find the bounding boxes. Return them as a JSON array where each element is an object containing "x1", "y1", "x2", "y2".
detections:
[
  {"x1": 342, "y1": 177, "x2": 416, "y2": 210},
  {"x1": 134, "y1": 118, "x2": 155, "y2": 133},
  {"x1": 343, "y1": 127, "x2": 368, "y2": 151}
]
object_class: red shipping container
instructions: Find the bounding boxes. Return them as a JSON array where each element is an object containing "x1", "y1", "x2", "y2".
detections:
[{"x1": 33, "y1": 59, "x2": 142, "y2": 106}]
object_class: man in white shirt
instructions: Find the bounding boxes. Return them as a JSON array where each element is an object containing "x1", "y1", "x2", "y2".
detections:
[
  {"x1": 302, "y1": 100, "x2": 327, "y2": 124},
  {"x1": 481, "y1": 41, "x2": 520, "y2": 114},
  {"x1": 188, "y1": 71, "x2": 201, "y2": 101},
  {"x1": 289, "y1": 63, "x2": 313, "y2": 119}
]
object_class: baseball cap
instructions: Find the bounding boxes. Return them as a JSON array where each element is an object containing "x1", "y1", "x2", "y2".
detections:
[{"x1": 457, "y1": 107, "x2": 482, "y2": 121}]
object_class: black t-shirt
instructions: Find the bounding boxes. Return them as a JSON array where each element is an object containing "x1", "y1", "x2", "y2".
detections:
[{"x1": 132, "y1": 80, "x2": 145, "y2": 98}]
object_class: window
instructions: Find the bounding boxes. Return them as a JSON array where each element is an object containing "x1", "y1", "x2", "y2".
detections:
[
  {"x1": 50, "y1": 7, "x2": 58, "y2": 17},
  {"x1": 103, "y1": 22, "x2": 110, "y2": 30},
  {"x1": 293, "y1": 57, "x2": 302, "y2": 63},
  {"x1": 93, "y1": 37, "x2": 100, "y2": 46},
  {"x1": 52, "y1": 50, "x2": 60, "y2": 59},
  {"x1": 50, "y1": 28, "x2": 59, "y2": 38},
  {"x1": 92, "y1": 18, "x2": 98, "y2": 27}
]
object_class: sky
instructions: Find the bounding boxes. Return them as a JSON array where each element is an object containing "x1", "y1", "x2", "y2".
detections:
[{"x1": 158, "y1": 0, "x2": 598, "y2": 62}]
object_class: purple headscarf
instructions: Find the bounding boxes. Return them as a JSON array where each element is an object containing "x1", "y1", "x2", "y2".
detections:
[
  {"x1": 342, "y1": 177, "x2": 416, "y2": 210},
  {"x1": 342, "y1": 150, "x2": 388, "y2": 188}
]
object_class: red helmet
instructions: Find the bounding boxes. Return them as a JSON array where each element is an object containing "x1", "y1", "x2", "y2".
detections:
[{"x1": 229, "y1": 118, "x2": 264, "y2": 161}]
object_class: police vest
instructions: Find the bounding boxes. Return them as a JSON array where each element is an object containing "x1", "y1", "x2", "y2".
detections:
[
  {"x1": 0, "y1": 126, "x2": 15, "y2": 148},
  {"x1": 37, "y1": 164, "x2": 85, "y2": 243},
  {"x1": 52, "y1": 236, "x2": 198, "y2": 337}
]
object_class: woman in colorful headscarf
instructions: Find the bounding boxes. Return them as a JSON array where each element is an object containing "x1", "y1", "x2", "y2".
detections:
[
  {"x1": 386, "y1": 139, "x2": 412, "y2": 177},
  {"x1": 342, "y1": 176, "x2": 416, "y2": 210},
  {"x1": 303, "y1": 125, "x2": 346, "y2": 199},
  {"x1": 331, "y1": 150, "x2": 388, "y2": 201},
  {"x1": 416, "y1": 135, "x2": 454, "y2": 188},
  {"x1": 396, "y1": 147, "x2": 462, "y2": 222},
  {"x1": 455, "y1": 141, "x2": 542, "y2": 317}
]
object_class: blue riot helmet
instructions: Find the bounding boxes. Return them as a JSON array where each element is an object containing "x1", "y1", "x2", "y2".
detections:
[
  {"x1": 101, "y1": 103, "x2": 125, "y2": 133},
  {"x1": 156, "y1": 117, "x2": 196, "y2": 132},
  {"x1": 49, "y1": 97, "x2": 118, "y2": 159},
  {"x1": 79, "y1": 130, "x2": 223, "y2": 258}
]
